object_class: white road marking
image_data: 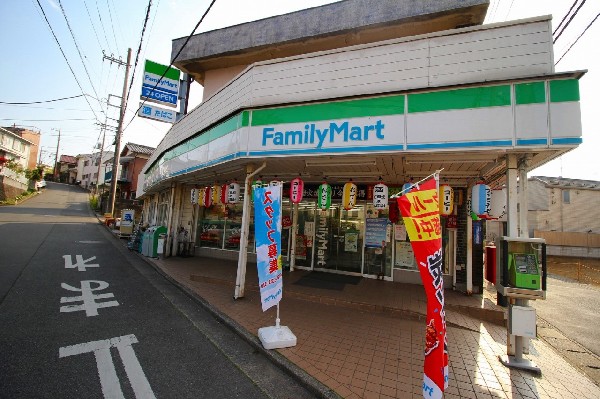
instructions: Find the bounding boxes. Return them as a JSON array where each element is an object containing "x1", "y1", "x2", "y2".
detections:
[
  {"x1": 63, "y1": 255, "x2": 99, "y2": 271},
  {"x1": 59, "y1": 334, "x2": 155, "y2": 399},
  {"x1": 60, "y1": 280, "x2": 119, "y2": 317}
]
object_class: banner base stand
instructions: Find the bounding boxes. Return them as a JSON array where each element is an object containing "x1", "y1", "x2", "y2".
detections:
[
  {"x1": 499, "y1": 355, "x2": 541, "y2": 375},
  {"x1": 258, "y1": 324, "x2": 297, "y2": 350}
]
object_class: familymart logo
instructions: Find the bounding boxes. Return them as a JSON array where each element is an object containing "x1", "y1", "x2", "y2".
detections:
[{"x1": 261, "y1": 119, "x2": 385, "y2": 149}]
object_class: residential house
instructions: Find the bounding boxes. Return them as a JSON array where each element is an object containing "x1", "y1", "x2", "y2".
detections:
[
  {"x1": 2, "y1": 126, "x2": 41, "y2": 169},
  {"x1": 76, "y1": 151, "x2": 114, "y2": 191},
  {"x1": 0, "y1": 126, "x2": 33, "y2": 199},
  {"x1": 57, "y1": 155, "x2": 78, "y2": 183},
  {"x1": 117, "y1": 143, "x2": 154, "y2": 199},
  {"x1": 529, "y1": 176, "x2": 600, "y2": 258}
]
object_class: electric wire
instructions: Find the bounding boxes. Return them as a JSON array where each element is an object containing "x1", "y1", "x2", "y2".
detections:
[
  {"x1": 125, "y1": 0, "x2": 153, "y2": 110},
  {"x1": 123, "y1": 0, "x2": 218, "y2": 133},
  {"x1": 82, "y1": 0, "x2": 104, "y2": 50},
  {"x1": 0, "y1": 94, "x2": 85, "y2": 105},
  {"x1": 104, "y1": 0, "x2": 121, "y2": 55},
  {"x1": 553, "y1": 0, "x2": 581, "y2": 36},
  {"x1": 555, "y1": 12, "x2": 600, "y2": 65},
  {"x1": 554, "y1": 0, "x2": 587, "y2": 43},
  {"x1": 503, "y1": 0, "x2": 515, "y2": 21},
  {"x1": 95, "y1": 0, "x2": 113, "y2": 53},
  {"x1": 34, "y1": 0, "x2": 104, "y2": 159},
  {"x1": 57, "y1": 0, "x2": 105, "y2": 115}
]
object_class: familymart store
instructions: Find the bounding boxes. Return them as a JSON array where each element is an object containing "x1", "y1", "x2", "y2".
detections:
[{"x1": 142, "y1": 72, "x2": 583, "y2": 289}]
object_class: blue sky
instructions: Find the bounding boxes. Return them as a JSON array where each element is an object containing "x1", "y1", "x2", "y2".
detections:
[{"x1": 1, "y1": 0, "x2": 598, "y2": 180}]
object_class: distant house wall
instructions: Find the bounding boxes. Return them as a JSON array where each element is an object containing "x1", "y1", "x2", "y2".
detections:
[{"x1": 529, "y1": 178, "x2": 600, "y2": 258}]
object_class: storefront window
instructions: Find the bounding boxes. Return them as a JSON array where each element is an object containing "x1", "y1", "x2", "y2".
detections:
[
  {"x1": 393, "y1": 217, "x2": 417, "y2": 271},
  {"x1": 314, "y1": 202, "x2": 364, "y2": 274},
  {"x1": 293, "y1": 201, "x2": 316, "y2": 268},
  {"x1": 224, "y1": 204, "x2": 243, "y2": 250},
  {"x1": 197, "y1": 205, "x2": 225, "y2": 248},
  {"x1": 364, "y1": 204, "x2": 392, "y2": 277}
]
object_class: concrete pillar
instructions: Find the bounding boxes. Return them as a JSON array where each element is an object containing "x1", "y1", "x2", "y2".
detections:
[{"x1": 234, "y1": 162, "x2": 266, "y2": 299}]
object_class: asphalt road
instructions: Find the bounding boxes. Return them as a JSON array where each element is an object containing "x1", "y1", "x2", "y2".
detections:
[
  {"x1": 533, "y1": 274, "x2": 600, "y2": 357},
  {"x1": 0, "y1": 182, "x2": 315, "y2": 398}
]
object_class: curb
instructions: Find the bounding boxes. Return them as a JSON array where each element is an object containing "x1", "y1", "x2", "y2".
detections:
[{"x1": 98, "y1": 219, "x2": 340, "y2": 399}]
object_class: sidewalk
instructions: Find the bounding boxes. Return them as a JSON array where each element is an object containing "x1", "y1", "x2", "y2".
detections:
[{"x1": 127, "y1": 241, "x2": 600, "y2": 398}]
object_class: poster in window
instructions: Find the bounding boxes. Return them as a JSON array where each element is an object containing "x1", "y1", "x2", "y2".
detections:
[{"x1": 344, "y1": 231, "x2": 358, "y2": 252}]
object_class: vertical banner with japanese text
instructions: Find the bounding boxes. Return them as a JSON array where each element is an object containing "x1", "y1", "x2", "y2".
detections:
[
  {"x1": 397, "y1": 176, "x2": 448, "y2": 399},
  {"x1": 254, "y1": 185, "x2": 283, "y2": 312}
]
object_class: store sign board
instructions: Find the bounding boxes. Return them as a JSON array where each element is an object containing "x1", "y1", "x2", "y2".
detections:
[
  {"x1": 248, "y1": 115, "x2": 404, "y2": 154},
  {"x1": 138, "y1": 103, "x2": 176, "y2": 123},
  {"x1": 141, "y1": 60, "x2": 180, "y2": 108}
]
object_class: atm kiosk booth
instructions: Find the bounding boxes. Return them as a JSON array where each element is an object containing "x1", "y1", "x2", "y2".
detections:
[{"x1": 497, "y1": 236, "x2": 547, "y2": 374}]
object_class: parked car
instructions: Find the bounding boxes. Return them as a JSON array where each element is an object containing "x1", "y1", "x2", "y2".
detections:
[{"x1": 35, "y1": 179, "x2": 47, "y2": 189}]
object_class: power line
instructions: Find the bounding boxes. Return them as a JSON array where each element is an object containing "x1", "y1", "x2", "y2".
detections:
[
  {"x1": 34, "y1": 0, "x2": 101, "y2": 122},
  {"x1": 123, "y1": 0, "x2": 218, "y2": 133},
  {"x1": 553, "y1": 0, "x2": 581, "y2": 36},
  {"x1": 82, "y1": 0, "x2": 104, "y2": 50},
  {"x1": 125, "y1": 0, "x2": 153, "y2": 109},
  {"x1": 1, "y1": 118, "x2": 95, "y2": 121},
  {"x1": 104, "y1": 0, "x2": 121, "y2": 55},
  {"x1": 0, "y1": 94, "x2": 85, "y2": 105},
  {"x1": 556, "y1": 12, "x2": 600, "y2": 65},
  {"x1": 94, "y1": 0, "x2": 113, "y2": 53},
  {"x1": 57, "y1": 0, "x2": 105, "y2": 114},
  {"x1": 554, "y1": 0, "x2": 587, "y2": 43}
]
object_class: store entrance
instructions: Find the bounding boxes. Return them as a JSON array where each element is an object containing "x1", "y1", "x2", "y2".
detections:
[{"x1": 314, "y1": 203, "x2": 364, "y2": 274}]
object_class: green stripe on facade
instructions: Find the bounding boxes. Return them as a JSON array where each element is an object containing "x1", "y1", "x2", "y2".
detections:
[
  {"x1": 163, "y1": 112, "x2": 249, "y2": 162},
  {"x1": 145, "y1": 60, "x2": 180, "y2": 81},
  {"x1": 550, "y1": 79, "x2": 580, "y2": 102},
  {"x1": 515, "y1": 82, "x2": 546, "y2": 105},
  {"x1": 408, "y1": 85, "x2": 511, "y2": 113},
  {"x1": 251, "y1": 96, "x2": 405, "y2": 126}
]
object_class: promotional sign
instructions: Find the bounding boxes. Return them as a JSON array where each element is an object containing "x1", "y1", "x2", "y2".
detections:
[
  {"x1": 290, "y1": 177, "x2": 304, "y2": 204},
  {"x1": 227, "y1": 182, "x2": 240, "y2": 204},
  {"x1": 220, "y1": 183, "x2": 229, "y2": 204},
  {"x1": 342, "y1": 181, "x2": 357, "y2": 210},
  {"x1": 120, "y1": 209, "x2": 135, "y2": 235},
  {"x1": 138, "y1": 103, "x2": 176, "y2": 123},
  {"x1": 397, "y1": 176, "x2": 448, "y2": 399},
  {"x1": 190, "y1": 188, "x2": 199, "y2": 205},
  {"x1": 141, "y1": 60, "x2": 180, "y2": 108},
  {"x1": 471, "y1": 183, "x2": 491, "y2": 218},
  {"x1": 253, "y1": 185, "x2": 283, "y2": 312},
  {"x1": 365, "y1": 218, "x2": 388, "y2": 248},
  {"x1": 317, "y1": 182, "x2": 332, "y2": 210},
  {"x1": 439, "y1": 184, "x2": 454, "y2": 216},
  {"x1": 373, "y1": 182, "x2": 389, "y2": 209}
]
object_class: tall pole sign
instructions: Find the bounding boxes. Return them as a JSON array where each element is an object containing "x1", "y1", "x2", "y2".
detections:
[{"x1": 141, "y1": 60, "x2": 180, "y2": 108}]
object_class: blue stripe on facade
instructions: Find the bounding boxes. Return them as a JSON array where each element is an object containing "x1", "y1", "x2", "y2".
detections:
[
  {"x1": 551, "y1": 137, "x2": 582, "y2": 145},
  {"x1": 516, "y1": 138, "x2": 548, "y2": 146},
  {"x1": 247, "y1": 144, "x2": 406, "y2": 157}
]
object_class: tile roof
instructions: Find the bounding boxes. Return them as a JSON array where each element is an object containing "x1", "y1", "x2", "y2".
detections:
[
  {"x1": 531, "y1": 176, "x2": 600, "y2": 190},
  {"x1": 59, "y1": 155, "x2": 78, "y2": 164},
  {"x1": 123, "y1": 142, "x2": 155, "y2": 156}
]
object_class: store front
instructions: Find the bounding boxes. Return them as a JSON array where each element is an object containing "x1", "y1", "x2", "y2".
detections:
[{"x1": 192, "y1": 183, "x2": 457, "y2": 282}]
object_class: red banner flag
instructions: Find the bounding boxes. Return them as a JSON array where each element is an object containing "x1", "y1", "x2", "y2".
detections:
[{"x1": 397, "y1": 176, "x2": 448, "y2": 399}]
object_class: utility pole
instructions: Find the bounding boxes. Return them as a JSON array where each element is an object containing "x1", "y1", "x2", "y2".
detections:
[
  {"x1": 105, "y1": 48, "x2": 132, "y2": 216},
  {"x1": 52, "y1": 129, "x2": 61, "y2": 181},
  {"x1": 95, "y1": 117, "x2": 107, "y2": 195}
]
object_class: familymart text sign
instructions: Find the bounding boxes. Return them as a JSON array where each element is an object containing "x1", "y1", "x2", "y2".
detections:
[{"x1": 141, "y1": 60, "x2": 180, "y2": 108}]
